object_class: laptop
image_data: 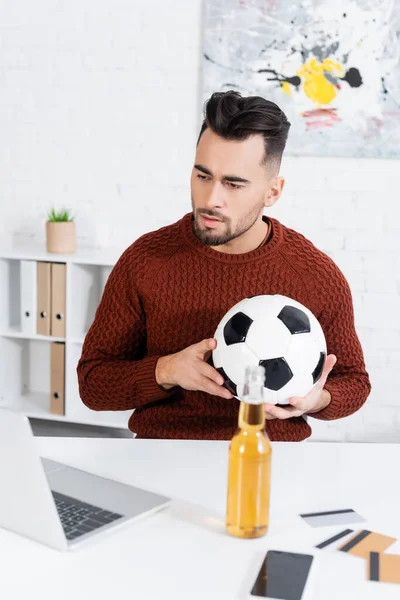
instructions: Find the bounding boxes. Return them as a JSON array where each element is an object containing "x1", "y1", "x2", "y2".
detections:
[{"x1": 0, "y1": 407, "x2": 171, "y2": 551}]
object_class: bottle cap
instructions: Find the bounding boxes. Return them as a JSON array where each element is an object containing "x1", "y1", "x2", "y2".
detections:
[{"x1": 241, "y1": 365, "x2": 265, "y2": 405}]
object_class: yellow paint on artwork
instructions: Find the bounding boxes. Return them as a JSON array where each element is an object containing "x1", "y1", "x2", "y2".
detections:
[
  {"x1": 281, "y1": 81, "x2": 292, "y2": 97},
  {"x1": 296, "y1": 57, "x2": 344, "y2": 105}
]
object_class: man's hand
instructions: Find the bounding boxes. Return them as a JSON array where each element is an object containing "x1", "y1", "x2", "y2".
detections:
[
  {"x1": 264, "y1": 354, "x2": 337, "y2": 420},
  {"x1": 155, "y1": 338, "x2": 233, "y2": 400}
]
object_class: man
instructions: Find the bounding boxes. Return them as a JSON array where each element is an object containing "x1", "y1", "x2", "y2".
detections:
[{"x1": 77, "y1": 91, "x2": 371, "y2": 440}]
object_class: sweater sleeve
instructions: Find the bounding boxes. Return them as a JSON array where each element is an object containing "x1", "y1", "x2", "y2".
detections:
[
  {"x1": 76, "y1": 247, "x2": 175, "y2": 412},
  {"x1": 308, "y1": 264, "x2": 371, "y2": 421}
]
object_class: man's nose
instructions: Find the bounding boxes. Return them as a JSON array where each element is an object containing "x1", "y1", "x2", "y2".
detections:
[{"x1": 205, "y1": 182, "x2": 226, "y2": 209}]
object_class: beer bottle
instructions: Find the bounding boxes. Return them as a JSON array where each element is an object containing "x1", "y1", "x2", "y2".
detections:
[{"x1": 226, "y1": 365, "x2": 272, "y2": 539}]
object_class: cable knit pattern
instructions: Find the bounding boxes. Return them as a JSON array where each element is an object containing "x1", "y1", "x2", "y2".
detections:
[{"x1": 77, "y1": 212, "x2": 371, "y2": 440}]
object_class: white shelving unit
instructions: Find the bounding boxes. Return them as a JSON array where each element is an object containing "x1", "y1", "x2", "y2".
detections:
[{"x1": 0, "y1": 245, "x2": 133, "y2": 429}]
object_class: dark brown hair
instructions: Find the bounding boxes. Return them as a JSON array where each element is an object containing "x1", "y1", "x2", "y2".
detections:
[{"x1": 198, "y1": 91, "x2": 291, "y2": 166}]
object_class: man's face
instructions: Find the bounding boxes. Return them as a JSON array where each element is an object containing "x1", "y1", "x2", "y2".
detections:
[{"x1": 190, "y1": 128, "x2": 283, "y2": 247}]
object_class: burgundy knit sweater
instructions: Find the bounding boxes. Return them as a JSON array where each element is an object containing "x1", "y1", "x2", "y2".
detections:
[{"x1": 77, "y1": 213, "x2": 371, "y2": 441}]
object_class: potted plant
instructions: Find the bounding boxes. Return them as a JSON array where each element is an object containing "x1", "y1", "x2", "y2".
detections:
[{"x1": 46, "y1": 208, "x2": 76, "y2": 254}]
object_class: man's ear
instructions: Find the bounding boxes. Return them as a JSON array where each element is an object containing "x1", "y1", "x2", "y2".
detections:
[{"x1": 264, "y1": 176, "x2": 285, "y2": 208}]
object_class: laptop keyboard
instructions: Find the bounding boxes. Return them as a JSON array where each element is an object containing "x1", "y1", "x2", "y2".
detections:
[{"x1": 52, "y1": 490, "x2": 124, "y2": 541}]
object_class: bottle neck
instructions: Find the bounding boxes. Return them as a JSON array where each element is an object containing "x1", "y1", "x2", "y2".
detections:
[{"x1": 238, "y1": 401, "x2": 265, "y2": 431}]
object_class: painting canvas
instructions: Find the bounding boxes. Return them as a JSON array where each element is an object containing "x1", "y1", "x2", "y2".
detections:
[{"x1": 202, "y1": 0, "x2": 400, "y2": 158}]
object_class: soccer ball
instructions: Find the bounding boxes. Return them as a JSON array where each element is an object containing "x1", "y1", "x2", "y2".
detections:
[{"x1": 211, "y1": 295, "x2": 327, "y2": 405}]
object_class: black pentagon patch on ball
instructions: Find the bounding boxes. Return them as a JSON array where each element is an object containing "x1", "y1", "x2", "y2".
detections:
[
  {"x1": 312, "y1": 352, "x2": 326, "y2": 384},
  {"x1": 223, "y1": 312, "x2": 253, "y2": 346},
  {"x1": 278, "y1": 305, "x2": 311, "y2": 335},
  {"x1": 216, "y1": 367, "x2": 237, "y2": 397},
  {"x1": 259, "y1": 357, "x2": 293, "y2": 391}
]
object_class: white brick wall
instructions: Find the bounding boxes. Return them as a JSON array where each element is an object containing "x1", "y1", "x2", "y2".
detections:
[
  {"x1": 273, "y1": 159, "x2": 400, "y2": 442},
  {"x1": 1, "y1": 1, "x2": 399, "y2": 442}
]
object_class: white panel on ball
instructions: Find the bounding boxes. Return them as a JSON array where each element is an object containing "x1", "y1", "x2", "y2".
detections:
[
  {"x1": 239, "y1": 294, "x2": 282, "y2": 321},
  {"x1": 223, "y1": 342, "x2": 259, "y2": 384},
  {"x1": 216, "y1": 342, "x2": 259, "y2": 394},
  {"x1": 212, "y1": 327, "x2": 227, "y2": 368},
  {"x1": 310, "y1": 319, "x2": 327, "y2": 352},
  {"x1": 284, "y1": 334, "x2": 320, "y2": 376},
  {"x1": 276, "y1": 372, "x2": 314, "y2": 404},
  {"x1": 262, "y1": 386, "x2": 278, "y2": 405},
  {"x1": 245, "y1": 315, "x2": 292, "y2": 360}
]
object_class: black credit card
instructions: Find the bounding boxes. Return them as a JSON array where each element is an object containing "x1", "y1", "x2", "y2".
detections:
[{"x1": 250, "y1": 550, "x2": 314, "y2": 600}]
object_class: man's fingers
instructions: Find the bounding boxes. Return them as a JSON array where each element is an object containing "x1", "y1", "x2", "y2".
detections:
[
  {"x1": 199, "y1": 362, "x2": 225, "y2": 387},
  {"x1": 325, "y1": 353, "x2": 337, "y2": 372},
  {"x1": 203, "y1": 350, "x2": 212, "y2": 364},
  {"x1": 199, "y1": 375, "x2": 232, "y2": 399},
  {"x1": 287, "y1": 396, "x2": 307, "y2": 412},
  {"x1": 286, "y1": 354, "x2": 337, "y2": 411},
  {"x1": 264, "y1": 412, "x2": 277, "y2": 421},
  {"x1": 196, "y1": 362, "x2": 233, "y2": 399},
  {"x1": 197, "y1": 338, "x2": 217, "y2": 356},
  {"x1": 264, "y1": 403, "x2": 302, "y2": 420},
  {"x1": 318, "y1": 354, "x2": 337, "y2": 387}
]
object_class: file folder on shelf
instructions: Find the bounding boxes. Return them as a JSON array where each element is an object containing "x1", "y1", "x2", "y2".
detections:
[
  {"x1": 20, "y1": 260, "x2": 37, "y2": 335},
  {"x1": 51, "y1": 263, "x2": 66, "y2": 338},
  {"x1": 36, "y1": 262, "x2": 51, "y2": 336},
  {"x1": 50, "y1": 341, "x2": 65, "y2": 415}
]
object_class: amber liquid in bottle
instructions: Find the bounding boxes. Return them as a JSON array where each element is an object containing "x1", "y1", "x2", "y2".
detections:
[{"x1": 226, "y1": 366, "x2": 272, "y2": 539}]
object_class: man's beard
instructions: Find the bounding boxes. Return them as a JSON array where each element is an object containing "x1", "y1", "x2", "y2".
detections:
[{"x1": 191, "y1": 198, "x2": 264, "y2": 247}]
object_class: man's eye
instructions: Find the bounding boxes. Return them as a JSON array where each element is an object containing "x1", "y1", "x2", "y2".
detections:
[
  {"x1": 197, "y1": 174, "x2": 208, "y2": 180},
  {"x1": 227, "y1": 182, "x2": 242, "y2": 190}
]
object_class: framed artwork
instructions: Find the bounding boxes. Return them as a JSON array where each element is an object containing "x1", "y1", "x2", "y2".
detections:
[{"x1": 202, "y1": 0, "x2": 400, "y2": 158}]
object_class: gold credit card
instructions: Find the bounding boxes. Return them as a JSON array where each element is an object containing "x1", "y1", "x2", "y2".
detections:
[
  {"x1": 368, "y1": 552, "x2": 400, "y2": 584},
  {"x1": 338, "y1": 530, "x2": 396, "y2": 558}
]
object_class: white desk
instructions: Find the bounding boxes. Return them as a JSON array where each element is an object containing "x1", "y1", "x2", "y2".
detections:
[{"x1": 0, "y1": 439, "x2": 399, "y2": 600}]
